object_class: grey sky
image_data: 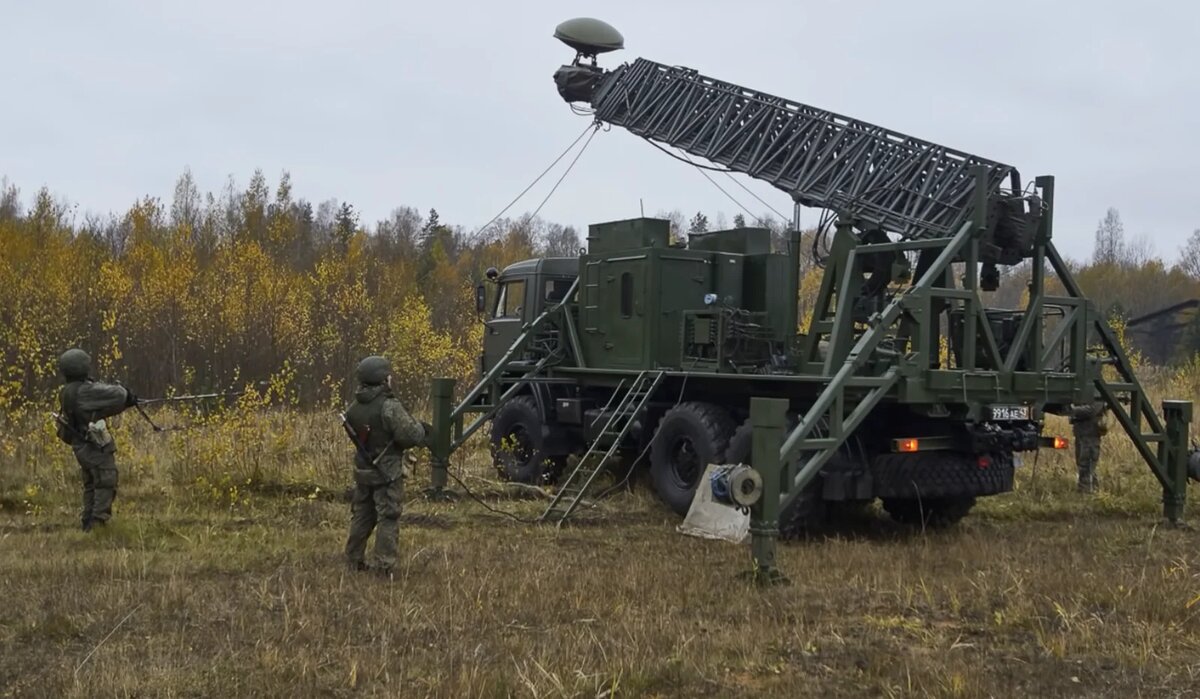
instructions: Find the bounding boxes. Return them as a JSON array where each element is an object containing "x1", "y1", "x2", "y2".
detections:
[{"x1": 4, "y1": 1, "x2": 1197, "y2": 262}]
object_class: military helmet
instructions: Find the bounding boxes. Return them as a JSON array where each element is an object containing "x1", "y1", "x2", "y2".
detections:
[
  {"x1": 355, "y1": 356, "x2": 392, "y2": 385},
  {"x1": 58, "y1": 348, "x2": 92, "y2": 380}
]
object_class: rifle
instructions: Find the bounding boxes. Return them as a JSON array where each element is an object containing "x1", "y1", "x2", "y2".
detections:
[
  {"x1": 51, "y1": 411, "x2": 85, "y2": 442},
  {"x1": 340, "y1": 412, "x2": 372, "y2": 463},
  {"x1": 339, "y1": 412, "x2": 395, "y2": 468}
]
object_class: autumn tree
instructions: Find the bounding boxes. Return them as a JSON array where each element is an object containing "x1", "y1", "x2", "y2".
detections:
[
  {"x1": 543, "y1": 223, "x2": 581, "y2": 257},
  {"x1": 0, "y1": 177, "x2": 20, "y2": 222},
  {"x1": 1178, "y1": 229, "x2": 1200, "y2": 279},
  {"x1": 1093, "y1": 207, "x2": 1125, "y2": 265}
]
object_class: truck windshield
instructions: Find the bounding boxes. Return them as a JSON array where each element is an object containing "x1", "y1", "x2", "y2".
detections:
[{"x1": 494, "y1": 280, "x2": 525, "y2": 318}]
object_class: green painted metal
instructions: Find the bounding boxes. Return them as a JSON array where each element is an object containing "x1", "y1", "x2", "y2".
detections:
[
  {"x1": 554, "y1": 18, "x2": 625, "y2": 57},
  {"x1": 748, "y1": 397, "x2": 788, "y2": 584},
  {"x1": 1162, "y1": 401, "x2": 1191, "y2": 523},
  {"x1": 446, "y1": 277, "x2": 581, "y2": 452},
  {"x1": 427, "y1": 377, "x2": 455, "y2": 497}
]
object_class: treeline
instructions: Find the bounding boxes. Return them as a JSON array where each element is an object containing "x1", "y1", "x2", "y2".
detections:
[
  {"x1": 989, "y1": 208, "x2": 1200, "y2": 362},
  {"x1": 0, "y1": 170, "x2": 583, "y2": 408}
]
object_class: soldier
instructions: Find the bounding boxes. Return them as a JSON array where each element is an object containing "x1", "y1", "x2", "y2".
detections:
[
  {"x1": 1070, "y1": 401, "x2": 1108, "y2": 493},
  {"x1": 342, "y1": 356, "x2": 429, "y2": 576},
  {"x1": 55, "y1": 349, "x2": 138, "y2": 531}
]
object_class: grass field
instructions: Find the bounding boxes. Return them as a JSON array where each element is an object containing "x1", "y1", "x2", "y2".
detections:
[{"x1": 2, "y1": 409, "x2": 1200, "y2": 698}]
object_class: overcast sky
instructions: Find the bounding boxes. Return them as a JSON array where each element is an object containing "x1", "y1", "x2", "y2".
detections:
[{"x1": 4, "y1": 1, "x2": 1197, "y2": 261}]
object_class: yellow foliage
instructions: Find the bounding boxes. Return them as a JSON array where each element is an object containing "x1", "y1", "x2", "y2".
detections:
[
  {"x1": 0, "y1": 177, "x2": 533, "y2": 413},
  {"x1": 797, "y1": 267, "x2": 824, "y2": 334}
]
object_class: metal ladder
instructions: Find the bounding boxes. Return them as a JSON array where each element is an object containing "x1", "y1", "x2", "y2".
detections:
[{"x1": 540, "y1": 370, "x2": 665, "y2": 525}]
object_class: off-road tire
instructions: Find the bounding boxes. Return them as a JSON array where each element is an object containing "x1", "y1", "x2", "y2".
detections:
[
  {"x1": 870, "y1": 451, "x2": 1013, "y2": 499},
  {"x1": 650, "y1": 402, "x2": 736, "y2": 516},
  {"x1": 873, "y1": 451, "x2": 1010, "y2": 528},
  {"x1": 881, "y1": 496, "x2": 976, "y2": 528},
  {"x1": 490, "y1": 396, "x2": 564, "y2": 484},
  {"x1": 725, "y1": 418, "x2": 826, "y2": 537}
]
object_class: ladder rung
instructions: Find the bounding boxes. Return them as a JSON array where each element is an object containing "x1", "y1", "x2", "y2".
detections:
[{"x1": 542, "y1": 371, "x2": 663, "y2": 524}]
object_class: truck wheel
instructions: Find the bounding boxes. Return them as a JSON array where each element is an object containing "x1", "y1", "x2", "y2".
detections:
[
  {"x1": 871, "y1": 451, "x2": 1013, "y2": 499},
  {"x1": 490, "y1": 396, "x2": 564, "y2": 484},
  {"x1": 881, "y1": 496, "x2": 976, "y2": 528},
  {"x1": 650, "y1": 402, "x2": 735, "y2": 515},
  {"x1": 726, "y1": 418, "x2": 825, "y2": 537}
]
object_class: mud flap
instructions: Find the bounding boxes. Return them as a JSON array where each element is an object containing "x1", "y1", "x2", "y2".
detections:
[{"x1": 677, "y1": 464, "x2": 749, "y2": 544}]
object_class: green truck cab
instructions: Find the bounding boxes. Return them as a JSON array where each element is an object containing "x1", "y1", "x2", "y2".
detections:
[{"x1": 482, "y1": 258, "x2": 578, "y2": 375}]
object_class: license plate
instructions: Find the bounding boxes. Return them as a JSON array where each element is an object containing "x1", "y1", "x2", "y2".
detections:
[{"x1": 989, "y1": 405, "x2": 1030, "y2": 421}]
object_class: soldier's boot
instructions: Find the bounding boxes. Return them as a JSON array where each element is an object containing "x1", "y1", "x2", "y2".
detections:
[{"x1": 1077, "y1": 470, "x2": 1099, "y2": 494}]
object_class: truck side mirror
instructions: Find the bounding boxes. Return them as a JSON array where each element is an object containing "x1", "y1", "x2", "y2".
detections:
[{"x1": 475, "y1": 283, "x2": 487, "y2": 314}]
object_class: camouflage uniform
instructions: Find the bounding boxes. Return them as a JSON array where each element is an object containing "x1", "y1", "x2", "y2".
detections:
[
  {"x1": 344, "y1": 356, "x2": 428, "y2": 573},
  {"x1": 55, "y1": 349, "x2": 137, "y2": 530},
  {"x1": 1070, "y1": 402, "x2": 1108, "y2": 493}
]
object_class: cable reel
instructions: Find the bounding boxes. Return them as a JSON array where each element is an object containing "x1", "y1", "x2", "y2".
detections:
[{"x1": 710, "y1": 464, "x2": 763, "y2": 513}]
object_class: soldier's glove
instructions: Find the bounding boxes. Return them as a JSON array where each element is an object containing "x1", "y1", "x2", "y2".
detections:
[{"x1": 125, "y1": 390, "x2": 139, "y2": 407}]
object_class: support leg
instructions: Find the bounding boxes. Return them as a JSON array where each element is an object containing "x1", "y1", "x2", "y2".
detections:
[
  {"x1": 424, "y1": 378, "x2": 458, "y2": 501},
  {"x1": 746, "y1": 397, "x2": 789, "y2": 585},
  {"x1": 1162, "y1": 400, "x2": 1191, "y2": 526}
]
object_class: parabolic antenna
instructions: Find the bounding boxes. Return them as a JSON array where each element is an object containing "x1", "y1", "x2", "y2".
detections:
[{"x1": 554, "y1": 18, "x2": 624, "y2": 57}]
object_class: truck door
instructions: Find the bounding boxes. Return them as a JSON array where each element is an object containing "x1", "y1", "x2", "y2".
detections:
[
  {"x1": 483, "y1": 277, "x2": 528, "y2": 372},
  {"x1": 601, "y1": 258, "x2": 647, "y2": 367}
]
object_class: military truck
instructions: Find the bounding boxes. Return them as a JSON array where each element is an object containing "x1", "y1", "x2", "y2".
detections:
[{"x1": 426, "y1": 19, "x2": 1197, "y2": 533}]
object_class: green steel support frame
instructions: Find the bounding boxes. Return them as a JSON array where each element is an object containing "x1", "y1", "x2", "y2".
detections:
[{"x1": 747, "y1": 168, "x2": 1193, "y2": 569}]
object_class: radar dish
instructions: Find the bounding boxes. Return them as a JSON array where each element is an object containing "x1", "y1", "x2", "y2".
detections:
[{"x1": 554, "y1": 18, "x2": 624, "y2": 56}]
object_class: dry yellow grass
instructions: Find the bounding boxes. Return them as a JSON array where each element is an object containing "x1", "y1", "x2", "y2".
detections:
[{"x1": 2, "y1": 401, "x2": 1200, "y2": 698}]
